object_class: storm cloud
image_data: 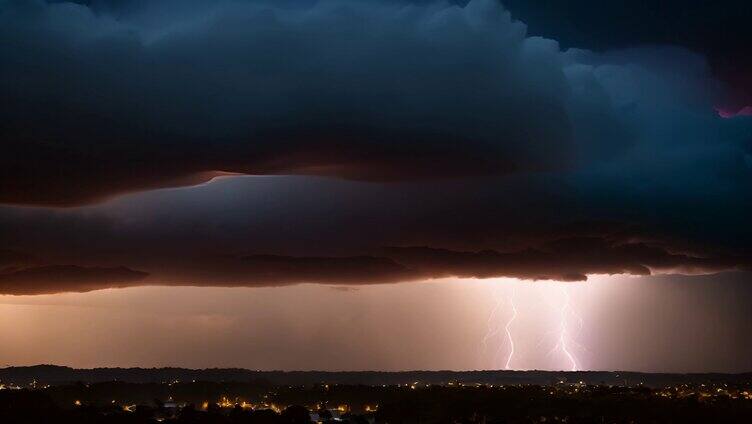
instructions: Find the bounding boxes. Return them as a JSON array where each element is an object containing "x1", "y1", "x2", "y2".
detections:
[
  {"x1": 1, "y1": 237, "x2": 748, "y2": 295},
  {"x1": 2, "y1": 0, "x2": 584, "y2": 205},
  {"x1": 1, "y1": 172, "x2": 750, "y2": 294},
  {"x1": 0, "y1": 265, "x2": 148, "y2": 295},
  {"x1": 501, "y1": 0, "x2": 752, "y2": 114},
  {"x1": 1, "y1": 0, "x2": 751, "y2": 293}
]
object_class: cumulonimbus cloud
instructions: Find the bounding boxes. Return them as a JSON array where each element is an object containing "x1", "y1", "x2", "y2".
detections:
[
  {"x1": 1, "y1": 0, "x2": 621, "y2": 205},
  {"x1": 0, "y1": 1, "x2": 750, "y2": 294}
]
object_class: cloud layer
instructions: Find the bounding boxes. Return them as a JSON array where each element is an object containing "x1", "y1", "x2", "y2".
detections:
[
  {"x1": 2, "y1": 0, "x2": 582, "y2": 205},
  {"x1": 501, "y1": 0, "x2": 752, "y2": 112},
  {"x1": 1, "y1": 0, "x2": 751, "y2": 293},
  {"x1": 0, "y1": 264, "x2": 148, "y2": 295},
  {"x1": 1, "y1": 238, "x2": 748, "y2": 295}
]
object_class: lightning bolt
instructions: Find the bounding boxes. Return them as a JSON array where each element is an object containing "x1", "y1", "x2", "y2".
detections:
[
  {"x1": 482, "y1": 282, "x2": 587, "y2": 371},
  {"x1": 548, "y1": 286, "x2": 580, "y2": 371},
  {"x1": 481, "y1": 290, "x2": 504, "y2": 359},
  {"x1": 481, "y1": 285, "x2": 518, "y2": 370},
  {"x1": 503, "y1": 287, "x2": 517, "y2": 370}
]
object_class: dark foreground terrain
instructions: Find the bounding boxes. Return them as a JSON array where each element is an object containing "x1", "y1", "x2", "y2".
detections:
[
  {"x1": 3, "y1": 365, "x2": 752, "y2": 387},
  {"x1": 2, "y1": 367, "x2": 752, "y2": 423}
]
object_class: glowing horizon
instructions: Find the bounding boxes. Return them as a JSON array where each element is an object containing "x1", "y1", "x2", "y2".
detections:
[{"x1": 1, "y1": 273, "x2": 748, "y2": 373}]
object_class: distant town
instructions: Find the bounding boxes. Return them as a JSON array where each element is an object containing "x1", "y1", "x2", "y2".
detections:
[{"x1": 1, "y1": 366, "x2": 752, "y2": 423}]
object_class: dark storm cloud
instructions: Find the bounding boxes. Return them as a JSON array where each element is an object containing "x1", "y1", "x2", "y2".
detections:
[
  {"x1": 1, "y1": 1, "x2": 751, "y2": 293},
  {"x1": 49, "y1": 0, "x2": 752, "y2": 113},
  {"x1": 1, "y1": 0, "x2": 584, "y2": 205},
  {"x1": 0, "y1": 170, "x2": 750, "y2": 293},
  {"x1": 383, "y1": 241, "x2": 750, "y2": 282},
  {"x1": 1, "y1": 235, "x2": 747, "y2": 295},
  {"x1": 501, "y1": 0, "x2": 752, "y2": 113},
  {"x1": 0, "y1": 264, "x2": 147, "y2": 295},
  {"x1": 0, "y1": 249, "x2": 38, "y2": 269},
  {"x1": 172, "y1": 238, "x2": 749, "y2": 287},
  {"x1": 2, "y1": 1, "x2": 746, "y2": 203}
]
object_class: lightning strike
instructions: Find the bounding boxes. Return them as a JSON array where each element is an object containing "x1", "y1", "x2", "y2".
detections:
[
  {"x1": 483, "y1": 282, "x2": 587, "y2": 371},
  {"x1": 481, "y1": 291, "x2": 505, "y2": 357},
  {"x1": 481, "y1": 285, "x2": 518, "y2": 370},
  {"x1": 503, "y1": 287, "x2": 518, "y2": 370},
  {"x1": 549, "y1": 286, "x2": 580, "y2": 371}
]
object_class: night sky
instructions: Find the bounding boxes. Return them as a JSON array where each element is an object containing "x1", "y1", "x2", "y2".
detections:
[{"x1": 1, "y1": 0, "x2": 751, "y2": 372}]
